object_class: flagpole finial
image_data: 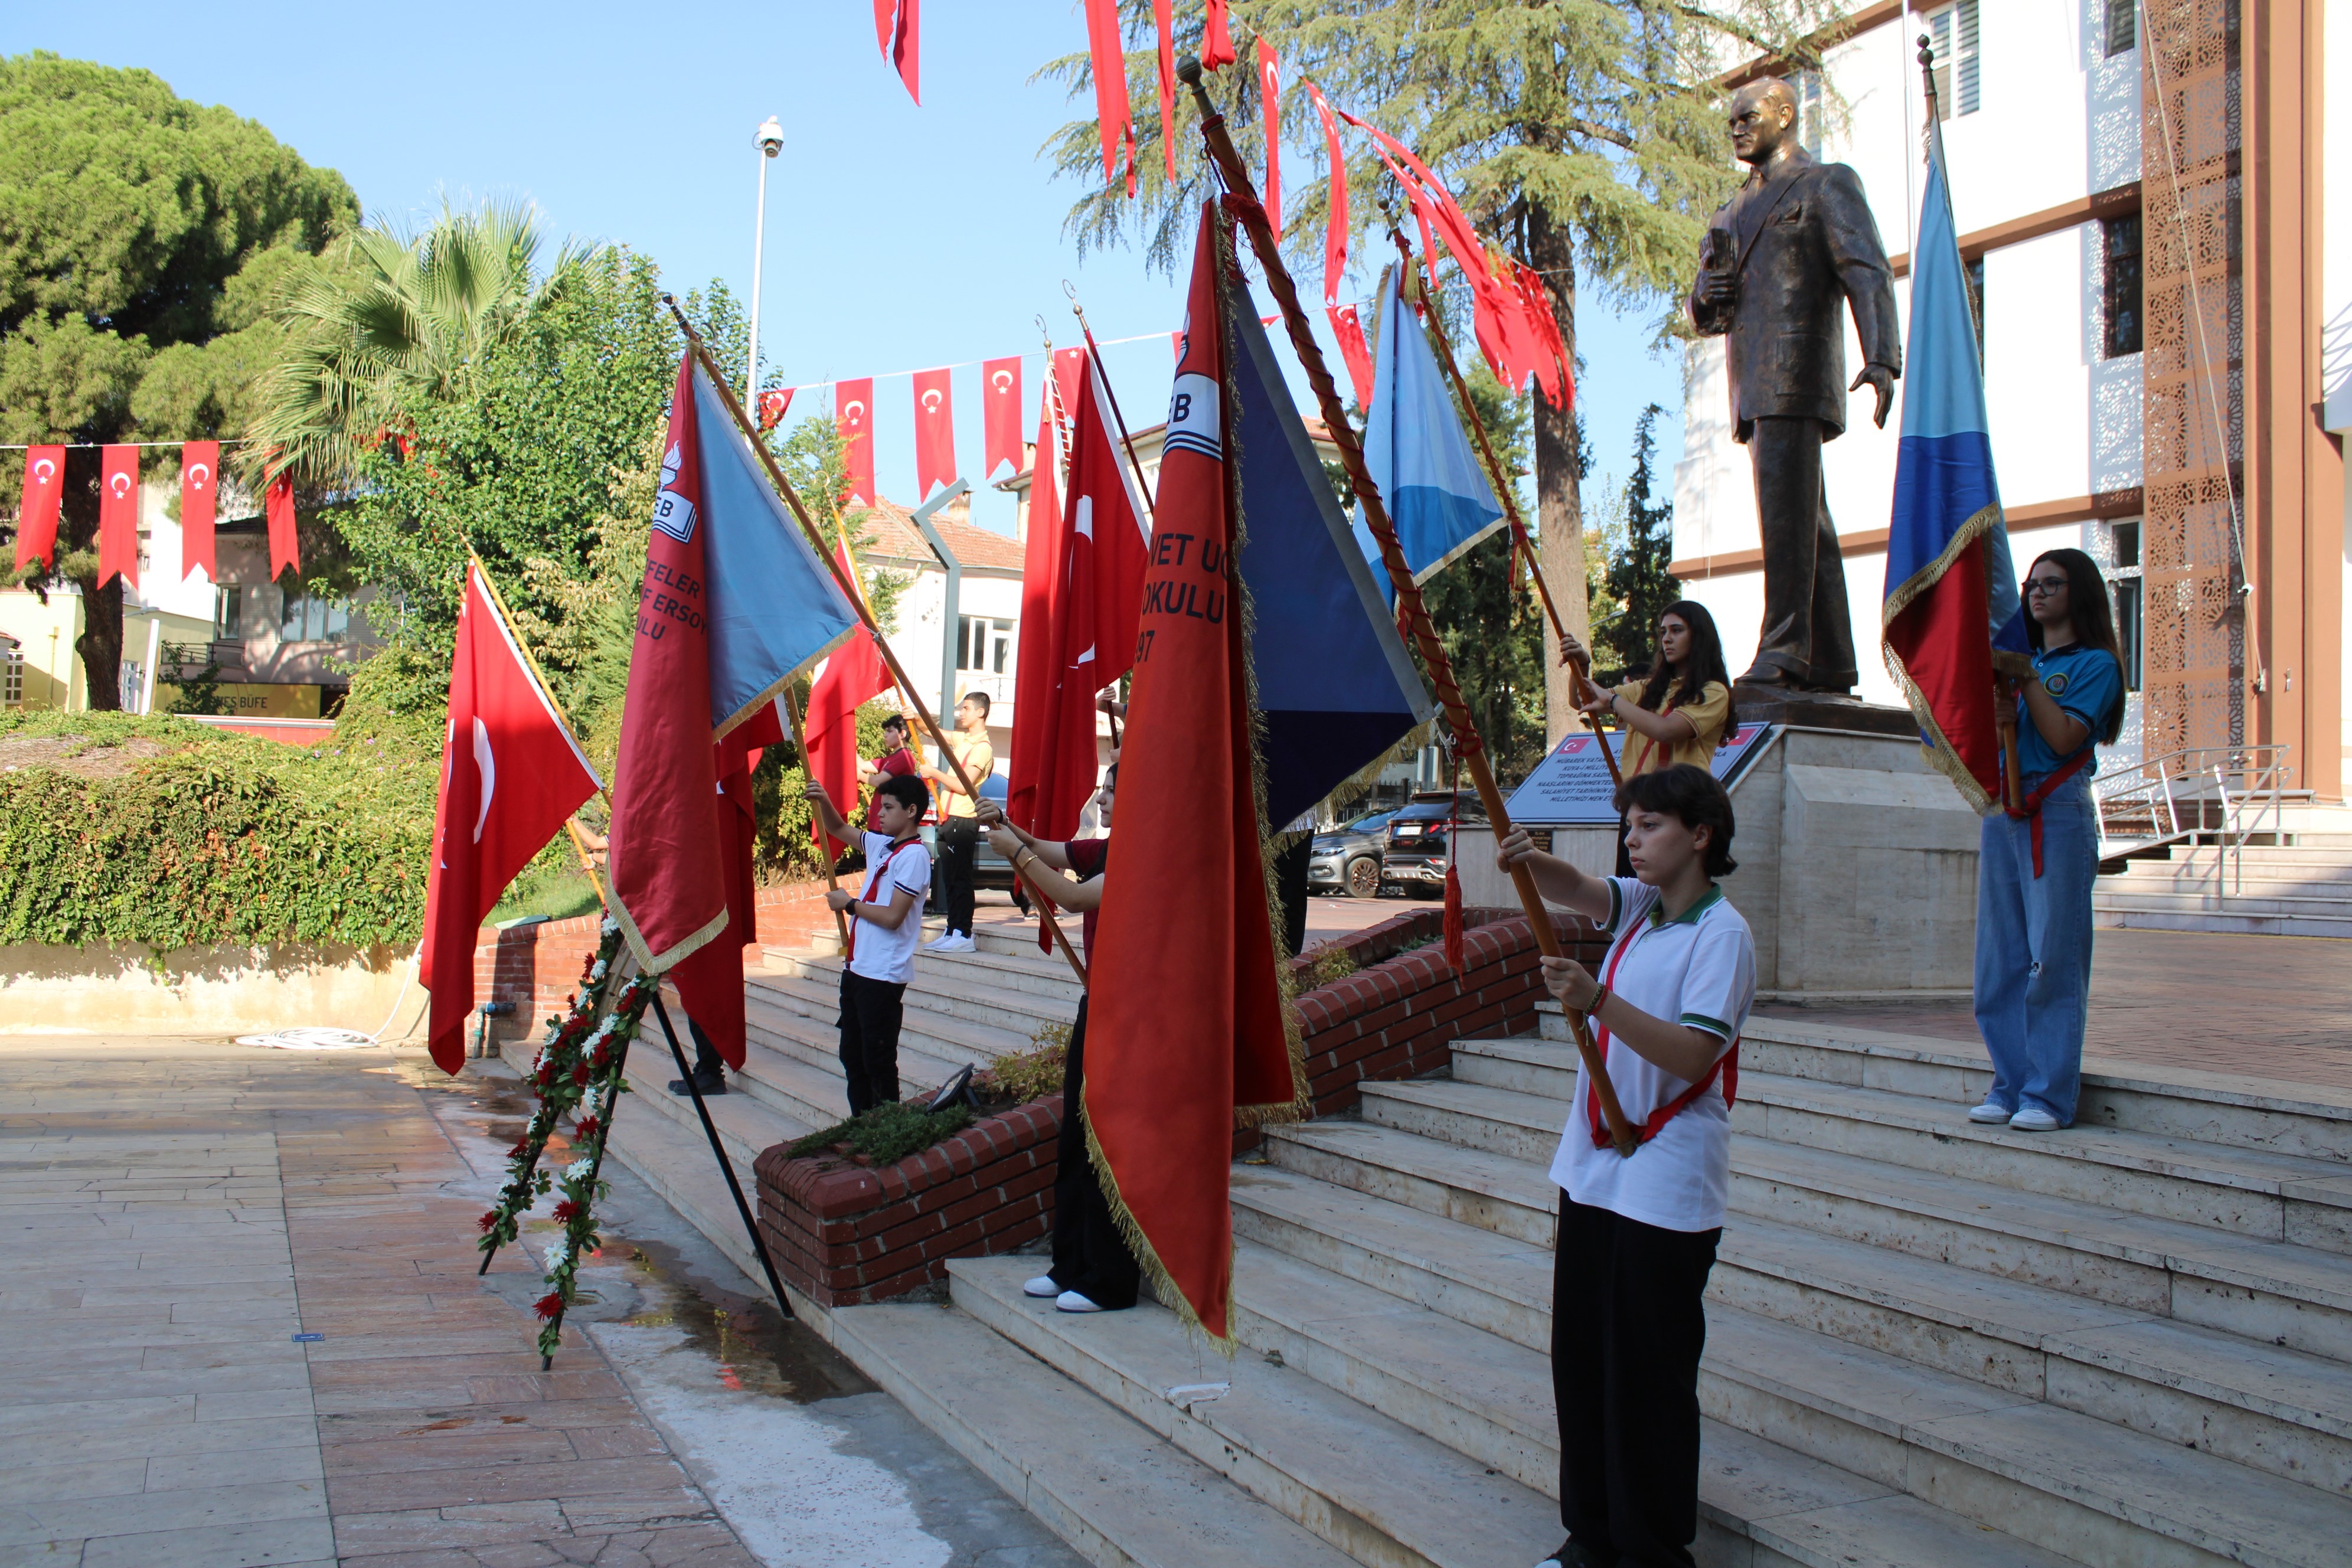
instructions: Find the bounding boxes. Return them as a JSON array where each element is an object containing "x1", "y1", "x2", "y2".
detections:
[
  {"x1": 1917, "y1": 33, "x2": 1941, "y2": 121},
  {"x1": 1177, "y1": 55, "x2": 1219, "y2": 128}
]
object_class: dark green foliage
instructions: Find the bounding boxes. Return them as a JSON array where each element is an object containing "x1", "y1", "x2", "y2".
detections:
[
  {"x1": 161, "y1": 642, "x2": 227, "y2": 716},
  {"x1": 0, "y1": 709, "x2": 433, "y2": 949},
  {"x1": 788, "y1": 1099, "x2": 977, "y2": 1167},
  {"x1": 1595, "y1": 404, "x2": 1682, "y2": 685}
]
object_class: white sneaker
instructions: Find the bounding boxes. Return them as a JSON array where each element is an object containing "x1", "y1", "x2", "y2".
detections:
[
  {"x1": 1054, "y1": 1290, "x2": 1103, "y2": 1314},
  {"x1": 2009, "y1": 1106, "x2": 2063, "y2": 1132},
  {"x1": 1023, "y1": 1275, "x2": 1059, "y2": 1299},
  {"x1": 934, "y1": 933, "x2": 977, "y2": 953},
  {"x1": 1968, "y1": 1100, "x2": 2012, "y2": 1125},
  {"x1": 920, "y1": 933, "x2": 956, "y2": 951}
]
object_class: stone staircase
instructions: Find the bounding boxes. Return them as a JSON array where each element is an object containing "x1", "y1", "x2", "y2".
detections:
[
  {"x1": 2097, "y1": 803, "x2": 2352, "y2": 939},
  {"x1": 606, "y1": 920, "x2": 2352, "y2": 1568}
]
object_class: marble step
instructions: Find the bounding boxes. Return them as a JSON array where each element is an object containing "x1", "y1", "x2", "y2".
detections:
[
  {"x1": 949, "y1": 1255, "x2": 2074, "y2": 1568},
  {"x1": 753, "y1": 960, "x2": 1077, "y2": 1043},
  {"x1": 767, "y1": 939, "x2": 1090, "y2": 1008},
  {"x1": 614, "y1": 1038, "x2": 808, "y2": 1170},
  {"x1": 804, "y1": 914, "x2": 1074, "y2": 963},
  {"x1": 744, "y1": 988, "x2": 997, "y2": 1093},
  {"x1": 2090, "y1": 900, "x2": 2352, "y2": 940},
  {"x1": 1358, "y1": 1071, "x2": 2352, "y2": 1248},
  {"x1": 1233, "y1": 1163, "x2": 2352, "y2": 1498},
  {"x1": 1265, "y1": 1115, "x2": 2352, "y2": 1366},
  {"x1": 600, "y1": 1087, "x2": 793, "y2": 1299},
  {"x1": 828, "y1": 1297, "x2": 1361, "y2": 1568},
  {"x1": 1229, "y1": 1240, "x2": 2352, "y2": 1568}
]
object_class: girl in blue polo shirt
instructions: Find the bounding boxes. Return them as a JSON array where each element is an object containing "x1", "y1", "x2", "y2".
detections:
[
  {"x1": 1497, "y1": 763, "x2": 1756, "y2": 1568},
  {"x1": 1971, "y1": 547, "x2": 2126, "y2": 1133}
]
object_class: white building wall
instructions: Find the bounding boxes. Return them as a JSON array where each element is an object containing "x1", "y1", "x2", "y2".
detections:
[{"x1": 867, "y1": 565, "x2": 1027, "y2": 776}]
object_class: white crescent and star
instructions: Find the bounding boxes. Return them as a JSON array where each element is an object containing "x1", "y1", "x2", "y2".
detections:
[
  {"x1": 922, "y1": 389, "x2": 943, "y2": 413},
  {"x1": 843, "y1": 399, "x2": 867, "y2": 424},
  {"x1": 991, "y1": 370, "x2": 1014, "y2": 393},
  {"x1": 187, "y1": 463, "x2": 211, "y2": 489},
  {"x1": 471, "y1": 717, "x2": 496, "y2": 843},
  {"x1": 31, "y1": 458, "x2": 55, "y2": 486},
  {"x1": 107, "y1": 473, "x2": 132, "y2": 498}
]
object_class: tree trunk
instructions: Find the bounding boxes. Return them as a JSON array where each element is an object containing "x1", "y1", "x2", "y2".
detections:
[
  {"x1": 59, "y1": 450, "x2": 123, "y2": 711},
  {"x1": 1527, "y1": 208, "x2": 1588, "y2": 746}
]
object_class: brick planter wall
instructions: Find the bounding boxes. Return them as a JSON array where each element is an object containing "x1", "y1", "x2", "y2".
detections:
[
  {"x1": 752, "y1": 1099, "x2": 1063, "y2": 1308},
  {"x1": 750, "y1": 904, "x2": 1606, "y2": 1306}
]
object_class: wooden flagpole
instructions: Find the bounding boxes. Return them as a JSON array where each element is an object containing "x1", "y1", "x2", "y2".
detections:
[
  {"x1": 1062, "y1": 283, "x2": 1159, "y2": 514},
  {"x1": 658, "y1": 296, "x2": 1091, "y2": 989},
  {"x1": 1177, "y1": 59, "x2": 1635, "y2": 1155},
  {"x1": 1386, "y1": 230, "x2": 1623, "y2": 790}
]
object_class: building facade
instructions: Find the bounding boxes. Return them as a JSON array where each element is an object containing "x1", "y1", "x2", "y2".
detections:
[{"x1": 1672, "y1": 0, "x2": 2347, "y2": 799}]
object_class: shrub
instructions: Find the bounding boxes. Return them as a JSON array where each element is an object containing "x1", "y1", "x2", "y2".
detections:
[
  {"x1": 0, "y1": 708, "x2": 435, "y2": 949},
  {"x1": 1302, "y1": 943, "x2": 1360, "y2": 987},
  {"x1": 786, "y1": 1099, "x2": 975, "y2": 1166},
  {"x1": 978, "y1": 1025, "x2": 1070, "y2": 1107}
]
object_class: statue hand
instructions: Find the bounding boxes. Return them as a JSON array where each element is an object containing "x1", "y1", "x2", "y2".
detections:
[
  {"x1": 1853, "y1": 365, "x2": 1895, "y2": 429},
  {"x1": 1698, "y1": 268, "x2": 1737, "y2": 308}
]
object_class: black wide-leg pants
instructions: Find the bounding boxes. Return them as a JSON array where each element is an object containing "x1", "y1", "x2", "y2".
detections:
[
  {"x1": 1050, "y1": 998, "x2": 1141, "y2": 1309},
  {"x1": 1553, "y1": 1193, "x2": 1721, "y2": 1568},
  {"x1": 837, "y1": 969, "x2": 906, "y2": 1116}
]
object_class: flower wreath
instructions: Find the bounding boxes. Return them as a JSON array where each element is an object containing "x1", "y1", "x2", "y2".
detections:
[{"x1": 471, "y1": 915, "x2": 659, "y2": 1360}]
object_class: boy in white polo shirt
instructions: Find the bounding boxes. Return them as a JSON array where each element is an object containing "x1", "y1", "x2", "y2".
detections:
[
  {"x1": 803, "y1": 772, "x2": 933, "y2": 1116},
  {"x1": 1495, "y1": 762, "x2": 1756, "y2": 1568}
]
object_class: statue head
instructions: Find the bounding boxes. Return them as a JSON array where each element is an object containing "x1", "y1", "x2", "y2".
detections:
[{"x1": 1727, "y1": 77, "x2": 1799, "y2": 168}]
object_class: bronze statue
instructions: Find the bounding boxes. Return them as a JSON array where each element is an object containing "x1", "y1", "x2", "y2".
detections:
[{"x1": 1689, "y1": 77, "x2": 1902, "y2": 693}]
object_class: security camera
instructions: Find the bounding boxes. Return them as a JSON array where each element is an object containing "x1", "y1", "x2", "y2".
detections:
[{"x1": 755, "y1": 116, "x2": 784, "y2": 156}]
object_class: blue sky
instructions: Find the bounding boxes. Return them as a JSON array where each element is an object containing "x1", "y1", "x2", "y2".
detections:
[{"x1": 11, "y1": 1, "x2": 1687, "y2": 534}]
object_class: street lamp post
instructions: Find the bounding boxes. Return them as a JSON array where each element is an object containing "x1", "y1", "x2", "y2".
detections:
[{"x1": 746, "y1": 116, "x2": 785, "y2": 403}]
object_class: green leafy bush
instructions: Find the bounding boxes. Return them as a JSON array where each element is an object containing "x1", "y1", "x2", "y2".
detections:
[
  {"x1": 0, "y1": 708, "x2": 434, "y2": 949},
  {"x1": 978, "y1": 1026, "x2": 1069, "y2": 1107},
  {"x1": 787, "y1": 1099, "x2": 975, "y2": 1167}
]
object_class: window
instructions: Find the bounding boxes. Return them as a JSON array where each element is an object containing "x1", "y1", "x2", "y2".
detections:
[
  {"x1": 279, "y1": 590, "x2": 351, "y2": 645},
  {"x1": 1794, "y1": 70, "x2": 1825, "y2": 156},
  {"x1": 1, "y1": 635, "x2": 21, "y2": 710},
  {"x1": 2105, "y1": 0, "x2": 2136, "y2": 56},
  {"x1": 1964, "y1": 256, "x2": 1986, "y2": 363},
  {"x1": 2101, "y1": 212, "x2": 2143, "y2": 357},
  {"x1": 956, "y1": 616, "x2": 1012, "y2": 675},
  {"x1": 214, "y1": 585, "x2": 243, "y2": 640},
  {"x1": 2108, "y1": 521, "x2": 2143, "y2": 692},
  {"x1": 1924, "y1": 0, "x2": 1981, "y2": 119}
]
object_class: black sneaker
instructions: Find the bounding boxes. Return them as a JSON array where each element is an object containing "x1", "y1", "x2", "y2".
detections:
[{"x1": 667, "y1": 1073, "x2": 728, "y2": 1096}]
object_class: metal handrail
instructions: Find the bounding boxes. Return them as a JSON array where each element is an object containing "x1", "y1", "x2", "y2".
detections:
[{"x1": 2093, "y1": 744, "x2": 2295, "y2": 896}]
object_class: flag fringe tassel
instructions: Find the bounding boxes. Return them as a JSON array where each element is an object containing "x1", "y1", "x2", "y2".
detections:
[{"x1": 1877, "y1": 498, "x2": 2031, "y2": 818}]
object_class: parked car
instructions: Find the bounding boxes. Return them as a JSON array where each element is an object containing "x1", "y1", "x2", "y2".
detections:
[
  {"x1": 1378, "y1": 792, "x2": 1488, "y2": 899},
  {"x1": 1306, "y1": 809, "x2": 1397, "y2": 899}
]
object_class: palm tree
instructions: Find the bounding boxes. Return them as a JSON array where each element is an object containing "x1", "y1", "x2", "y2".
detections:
[{"x1": 243, "y1": 200, "x2": 584, "y2": 489}]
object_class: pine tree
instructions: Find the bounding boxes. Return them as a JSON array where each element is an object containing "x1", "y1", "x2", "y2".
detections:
[{"x1": 1597, "y1": 403, "x2": 1682, "y2": 685}]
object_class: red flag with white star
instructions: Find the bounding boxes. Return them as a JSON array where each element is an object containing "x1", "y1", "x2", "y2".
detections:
[
  {"x1": 836, "y1": 378, "x2": 876, "y2": 506},
  {"x1": 179, "y1": 441, "x2": 218, "y2": 582},
  {"x1": 98, "y1": 445, "x2": 138, "y2": 589},
  {"x1": 912, "y1": 367, "x2": 956, "y2": 499},
  {"x1": 13, "y1": 446, "x2": 64, "y2": 573},
  {"x1": 982, "y1": 357, "x2": 1024, "y2": 481}
]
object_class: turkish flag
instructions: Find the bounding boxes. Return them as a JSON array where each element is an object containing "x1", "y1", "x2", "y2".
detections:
[
  {"x1": 888, "y1": 0, "x2": 920, "y2": 103},
  {"x1": 1309, "y1": 83, "x2": 1348, "y2": 306},
  {"x1": 14, "y1": 446, "x2": 64, "y2": 573},
  {"x1": 1328, "y1": 303, "x2": 1375, "y2": 409},
  {"x1": 1083, "y1": 0, "x2": 1135, "y2": 195},
  {"x1": 982, "y1": 357, "x2": 1024, "y2": 481},
  {"x1": 98, "y1": 445, "x2": 138, "y2": 590},
  {"x1": 836, "y1": 378, "x2": 876, "y2": 507},
  {"x1": 418, "y1": 563, "x2": 602, "y2": 1073},
  {"x1": 1202, "y1": 0, "x2": 1236, "y2": 70},
  {"x1": 1086, "y1": 204, "x2": 1302, "y2": 1343},
  {"x1": 1152, "y1": 0, "x2": 1177, "y2": 179},
  {"x1": 803, "y1": 547, "x2": 893, "y2": 850},
  {"x1": 1257, "y1": 38, "x2": 1283, "y2": 235},
  {"x1": 1053, "y1": 346, "x2": 1086, "y2": 427},
  {"x1": 758, "y1": 387, "x2": 794, "y2": 431},
  {"x1": 912, "y1": 367, "x2": 956, "y2": 499},
  {"x1": 669, "y1": 733, "x2": 759, "y2": 1073},
  {"x1": 265, "y1": 473, "x2": 300, "y2": 579},
  {"x1": 1007, "y1": 389, "x2": 1066, "y2": 839},
  {"x1": 180, "y1": 441, "x2": 219, "y2": 582}
]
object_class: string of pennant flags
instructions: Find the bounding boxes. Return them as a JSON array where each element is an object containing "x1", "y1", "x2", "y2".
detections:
[{"x1": 10, "y1": 439, "x2": 299, "y2": 589}]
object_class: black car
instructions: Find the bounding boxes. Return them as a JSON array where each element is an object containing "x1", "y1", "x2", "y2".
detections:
[
  {"x1": 1378, "y1": 792, "x2": 1488, "y2": 898},
  {"x1": 1306, "y1": 809, "x2": 1397, "y2": 899}
]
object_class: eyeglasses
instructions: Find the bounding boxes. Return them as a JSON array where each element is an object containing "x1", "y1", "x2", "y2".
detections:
[{"x1": 2024, "y1": 577, "x2": 2069, "y2": 597}]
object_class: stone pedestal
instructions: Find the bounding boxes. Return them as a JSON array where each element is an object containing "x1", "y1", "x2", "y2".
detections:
[{"x1": 1458, "y1": 724, "x2": 1983, "y2": 1001}]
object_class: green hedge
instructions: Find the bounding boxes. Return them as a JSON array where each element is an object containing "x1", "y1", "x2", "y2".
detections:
[{"x1": 0, "y1": 710, "x2": 435, "y2": 950}]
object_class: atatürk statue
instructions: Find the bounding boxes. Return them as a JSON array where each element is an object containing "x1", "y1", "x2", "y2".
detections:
[{"x1": 1689, "y1": 77, "x2": 1902, "y2": 693}]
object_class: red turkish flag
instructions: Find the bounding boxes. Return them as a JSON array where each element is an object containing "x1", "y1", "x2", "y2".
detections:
[
  {"x1": 835, "y1": 378, "x2": 876, "y2": 507},
  {"x1": 1007, "y1": 388, "x2": 1066, "y2": 840},
  {"x1": 670, "y1": 731, "x2": 760, "y2": 1073},
  {"x1": 1513, "y1": 259, "x2": 1573, "y2": 410},
  {"x1": 1053, "y1": 347, "x2": 1086, "y2": 426},
  {"x1": 981, "y1": 357, "x2": 1024, "y2": 481},
  {"x1": 872, "y1": 0, "x2": 894, "y2": 55},
  {"x1": 1308, "y1": 83, "x2": 1348, "y2": 306},
  {"x1": 14, "y1": 446, "x2": 64, "y2": 573},
  {"x1": 803, "y1": 546, "x2": 893, "y2": 851},
  {"x1": 1086, "y1": 204, "x2": 1302, "y2": 1343},
  {"x1": 1083, "y1": 0, "x2": 1136, "y2": 195},
  {"x1": 1328, "y1": 303, "x2": 1375, "y2": 409},
  {"x1": 97, "y1": 445, "x2": 138, "y2": 590},
  {"x1": 418, "y1": 563, "x2": 602, "y2": 1073},
  {"x1": 1152, "y1": 0, "x2": 1177, "y2": 179},
  {"x1": 885, "y1": 0, "x2": 920, "y2": 104},
  {"x1": 758, "y1": 387, "x2": 794, "y2": 431},
  {"x1": 912, "y1": 367, "x2": 956, "y2": 499},
  {"x1": 1257, "y1": 38, "x2": 1283, "y2": 235},
  {"x1": 1202, "y1": 0, "x2": 1236, "y2": 70},
  {"x1": 179, "y1": 441, "x2": 218, "y2": 582},
  {"x1": 265, "y1": 472, "x2": 300, "y2": 579}
]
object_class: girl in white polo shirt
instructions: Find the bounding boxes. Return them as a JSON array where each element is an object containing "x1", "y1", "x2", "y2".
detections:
[{"x1": 1495, "y1": 762, "x2": 1756, "y2": 1568}]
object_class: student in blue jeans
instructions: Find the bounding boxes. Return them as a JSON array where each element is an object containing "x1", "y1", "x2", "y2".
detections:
[{"x1": 1972, "y1": 548, "x2": 2126, "y2": 1133}]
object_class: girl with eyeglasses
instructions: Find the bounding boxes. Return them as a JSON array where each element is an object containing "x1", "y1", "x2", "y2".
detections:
[{"x1": 1971, "y1": 548, "x2": 2126, "y2": 1133}]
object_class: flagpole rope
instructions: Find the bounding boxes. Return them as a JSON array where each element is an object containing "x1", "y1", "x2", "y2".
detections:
[
  {"x1": 661, "y1": 295, "x2": 1093, "y2": 991},
  {"x1": 1389, "y1": 223, "x2": 1623, "y2": 792},
  {"x1": 1178, "y1": 57, "x2": 1638, "y2": 1158}
]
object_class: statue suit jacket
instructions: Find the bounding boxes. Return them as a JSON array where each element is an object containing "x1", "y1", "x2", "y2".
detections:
[{"x1": 1687, "y1": 148, "x2": 1902, "y2": 445}]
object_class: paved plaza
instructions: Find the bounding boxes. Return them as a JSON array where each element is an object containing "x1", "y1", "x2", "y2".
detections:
[{"x1": 0, "y1": 1037, "x2": 1082, "y2": 1568}]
